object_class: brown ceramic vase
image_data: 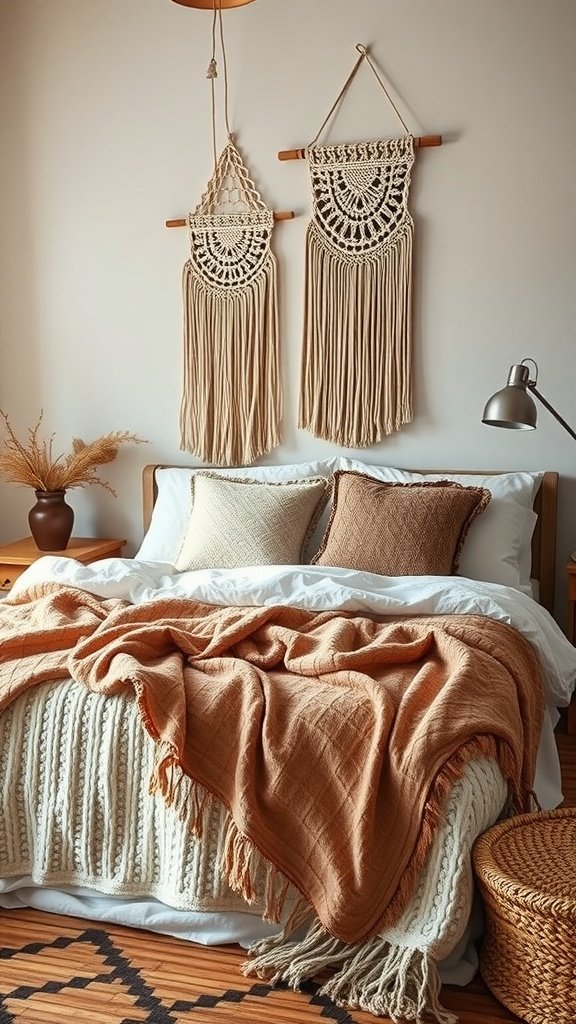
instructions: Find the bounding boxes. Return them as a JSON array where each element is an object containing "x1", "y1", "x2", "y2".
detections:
[{"x1": 28, "y1": 490, "x2": 74, "y2": 551}]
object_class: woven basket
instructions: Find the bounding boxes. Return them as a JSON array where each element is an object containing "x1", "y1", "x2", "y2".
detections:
[{"x1": 472, "y1": 807, "x2": 576, "y2": 1024}]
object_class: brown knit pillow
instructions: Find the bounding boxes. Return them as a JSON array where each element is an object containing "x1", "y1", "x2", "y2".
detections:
[{"x1": 313, "y1": 472, "x2": 491, "y2": 576}]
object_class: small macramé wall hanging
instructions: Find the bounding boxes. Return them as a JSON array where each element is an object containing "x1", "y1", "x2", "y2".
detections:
[
  {"x1": 281, "y1": 45, "x2": 442, "y2": 449},
  {"x1": 171, "y1": 1, "x2": 293, "y2": 466}
]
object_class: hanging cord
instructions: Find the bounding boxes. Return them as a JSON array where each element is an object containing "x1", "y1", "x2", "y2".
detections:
[
  {"x1": 308, "y1": 43, "x2": 411, "y2": 148},
  {"x1": 206, "y1": 0, "x2": 232, "y2": 172}
]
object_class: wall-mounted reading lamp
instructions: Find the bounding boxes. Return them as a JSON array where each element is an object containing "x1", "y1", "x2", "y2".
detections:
[{"x1": 482, "y1": 358, "x2": 576, "y2": 442}]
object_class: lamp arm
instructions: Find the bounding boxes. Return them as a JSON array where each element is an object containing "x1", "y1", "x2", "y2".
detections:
[{"x1": 529, "y1": 384, "x2": 576, "y2": 443}]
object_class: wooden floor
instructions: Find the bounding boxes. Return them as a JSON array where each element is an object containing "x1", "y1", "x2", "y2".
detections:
[{"x1": 0, "y1": 731, "x2": 574, "y2": 1024}]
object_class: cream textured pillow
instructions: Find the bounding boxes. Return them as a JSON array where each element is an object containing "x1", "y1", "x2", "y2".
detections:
[
  {"x1": 175, "y1": 473, "x2": 331, "y2": 571},
  {"x1": 313, "y1": 472, "x2": 491, "y2": 577},
  {"x1": 135, "y1": 460, "x2": 338, "y2": 564}
]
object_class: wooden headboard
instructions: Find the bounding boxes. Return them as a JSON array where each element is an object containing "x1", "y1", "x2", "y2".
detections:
[
  {"x1": 530, "y1": 471, "x2": 558, "y2": 612},
  {"x1": 141, "y1": 465, "x2": 558, "y2": 613}
]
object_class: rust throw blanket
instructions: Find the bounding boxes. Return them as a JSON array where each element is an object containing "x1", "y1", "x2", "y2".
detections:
[{"x1": 0, "y1": 583, "x2": 543, "y2": 948}]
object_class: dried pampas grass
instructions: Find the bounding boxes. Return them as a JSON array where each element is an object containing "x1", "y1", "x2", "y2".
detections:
[{"x1": 0, "y1": 410, "x2": 145, "y2": 494}]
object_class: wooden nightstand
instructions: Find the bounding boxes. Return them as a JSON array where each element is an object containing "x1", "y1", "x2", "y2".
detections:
[
  {"x1": 565, "y1": 561, "x2": 576, "y2": 734},
  {"x1": 0, "y1": 537, "x2": 126, "y2": 594}
]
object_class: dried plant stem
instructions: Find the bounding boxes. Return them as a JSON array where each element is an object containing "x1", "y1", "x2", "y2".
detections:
[{"x1": 0, "y1": 410, "x2": 145, "y2": 493}]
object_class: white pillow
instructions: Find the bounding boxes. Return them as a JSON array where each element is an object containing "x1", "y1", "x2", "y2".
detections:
[
  {"x1": 135, "y1": 460, "x2": 338, "y2": 565},
  {"x1": 336, "y1": 459, "x2": 543, "y2": 592}
]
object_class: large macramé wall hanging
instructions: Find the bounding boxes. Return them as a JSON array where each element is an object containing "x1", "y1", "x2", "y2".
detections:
[
  {"x1": 176, "y1": 3, "x2": 291, "y2": 466},
  {"x1": 288, "y1": 45, "x2": 442, "y2": 449}
]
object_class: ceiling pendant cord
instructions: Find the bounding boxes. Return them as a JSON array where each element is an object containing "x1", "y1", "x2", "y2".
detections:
[{"x1": 206, "y1": 0, "x2": 232, "y2": 172}]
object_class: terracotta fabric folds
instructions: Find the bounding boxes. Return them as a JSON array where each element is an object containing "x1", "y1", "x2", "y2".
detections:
[{"x1": 0, "y1": 584, "x2": 543, "y2": 946}]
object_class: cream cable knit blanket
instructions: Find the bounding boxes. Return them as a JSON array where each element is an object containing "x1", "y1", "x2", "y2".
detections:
[{"x1": 0, "y1": 678, "x2": 507, "y2": 1024}]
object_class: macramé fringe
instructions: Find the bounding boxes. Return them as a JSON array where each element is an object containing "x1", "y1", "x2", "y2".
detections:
[
  {"x1": 299, "y1": 222, "x2": 413, "y2": 447},
  {"x1": 180, "y1": 258, "x2": 281, "y2": 467}
]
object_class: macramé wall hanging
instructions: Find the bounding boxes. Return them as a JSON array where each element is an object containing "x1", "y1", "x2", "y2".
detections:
[
  {"x1": 171, "y1": 0, "x2": 293, "y2": 466},
  {"x1": 281, "y1": 45, "x2": 442, "y2": 449}
]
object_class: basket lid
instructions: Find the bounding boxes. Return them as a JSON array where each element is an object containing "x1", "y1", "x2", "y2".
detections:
[{"x1": 473, "y1": 808, "x2": 576, "y2": 909}]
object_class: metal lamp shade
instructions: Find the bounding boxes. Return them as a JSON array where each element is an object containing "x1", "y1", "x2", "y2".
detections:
[
  {"x1": 483, "y1": 359, "x2": 576, "y2": 443},
  {"x1": 482, "y1": 362, "x2": 538, "y2": 429},
  {"x1": 482, "y1": 385, "x2": 537, "y2": 430}
]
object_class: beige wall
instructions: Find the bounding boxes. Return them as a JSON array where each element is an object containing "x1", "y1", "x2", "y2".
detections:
[{"x1": 1, "y1": 0, "x2": 575, "y2": 616}]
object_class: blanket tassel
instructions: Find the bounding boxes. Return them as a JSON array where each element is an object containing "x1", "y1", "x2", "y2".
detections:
[
  {"x1": 149, "y1": 740, "x2": 180, "y2": 804},
  {"x1": 148, "y1": 743, "x2": 215, "y2": 830},
  {"x1": 244, "y1": 917, "x2": 457, "y2": 1024},
  {"x1": 223, "y1": 817, "x2": 259, "y2": 905},
  {"x1": 222, "y1": 817, "x2": 305, "y2": 924}
]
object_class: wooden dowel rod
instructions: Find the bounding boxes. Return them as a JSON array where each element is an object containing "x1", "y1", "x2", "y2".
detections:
[
  {"x1": 414, "y1": 134, "x2": 443, "y2": 147},
  {"x1": 277, "y1": 149, "x2": 307, "y2": 162},
  {"x1": 166, "y1": 211, "x2": 294, "y2": 228},
  {"x1": 278, "y1": 134, "x2": 443, "y2": 161}
]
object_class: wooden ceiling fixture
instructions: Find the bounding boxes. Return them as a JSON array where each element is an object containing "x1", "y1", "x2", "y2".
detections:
[{"x1": 170, "y1": 0, "x2": 255, "y2": 8}]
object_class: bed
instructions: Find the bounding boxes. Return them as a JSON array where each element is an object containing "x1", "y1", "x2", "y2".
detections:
[{"x1": 0, "y1": 457, "x2": 575, "y2": 1024}]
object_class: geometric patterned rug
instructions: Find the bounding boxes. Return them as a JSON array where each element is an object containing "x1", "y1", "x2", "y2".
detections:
[
  {"x1": 0, "y1": 907, "x2": 521, "y2": 1023},
  {"x1": 0, "y1": 911, "x2": 371, "y2": 1024}
]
